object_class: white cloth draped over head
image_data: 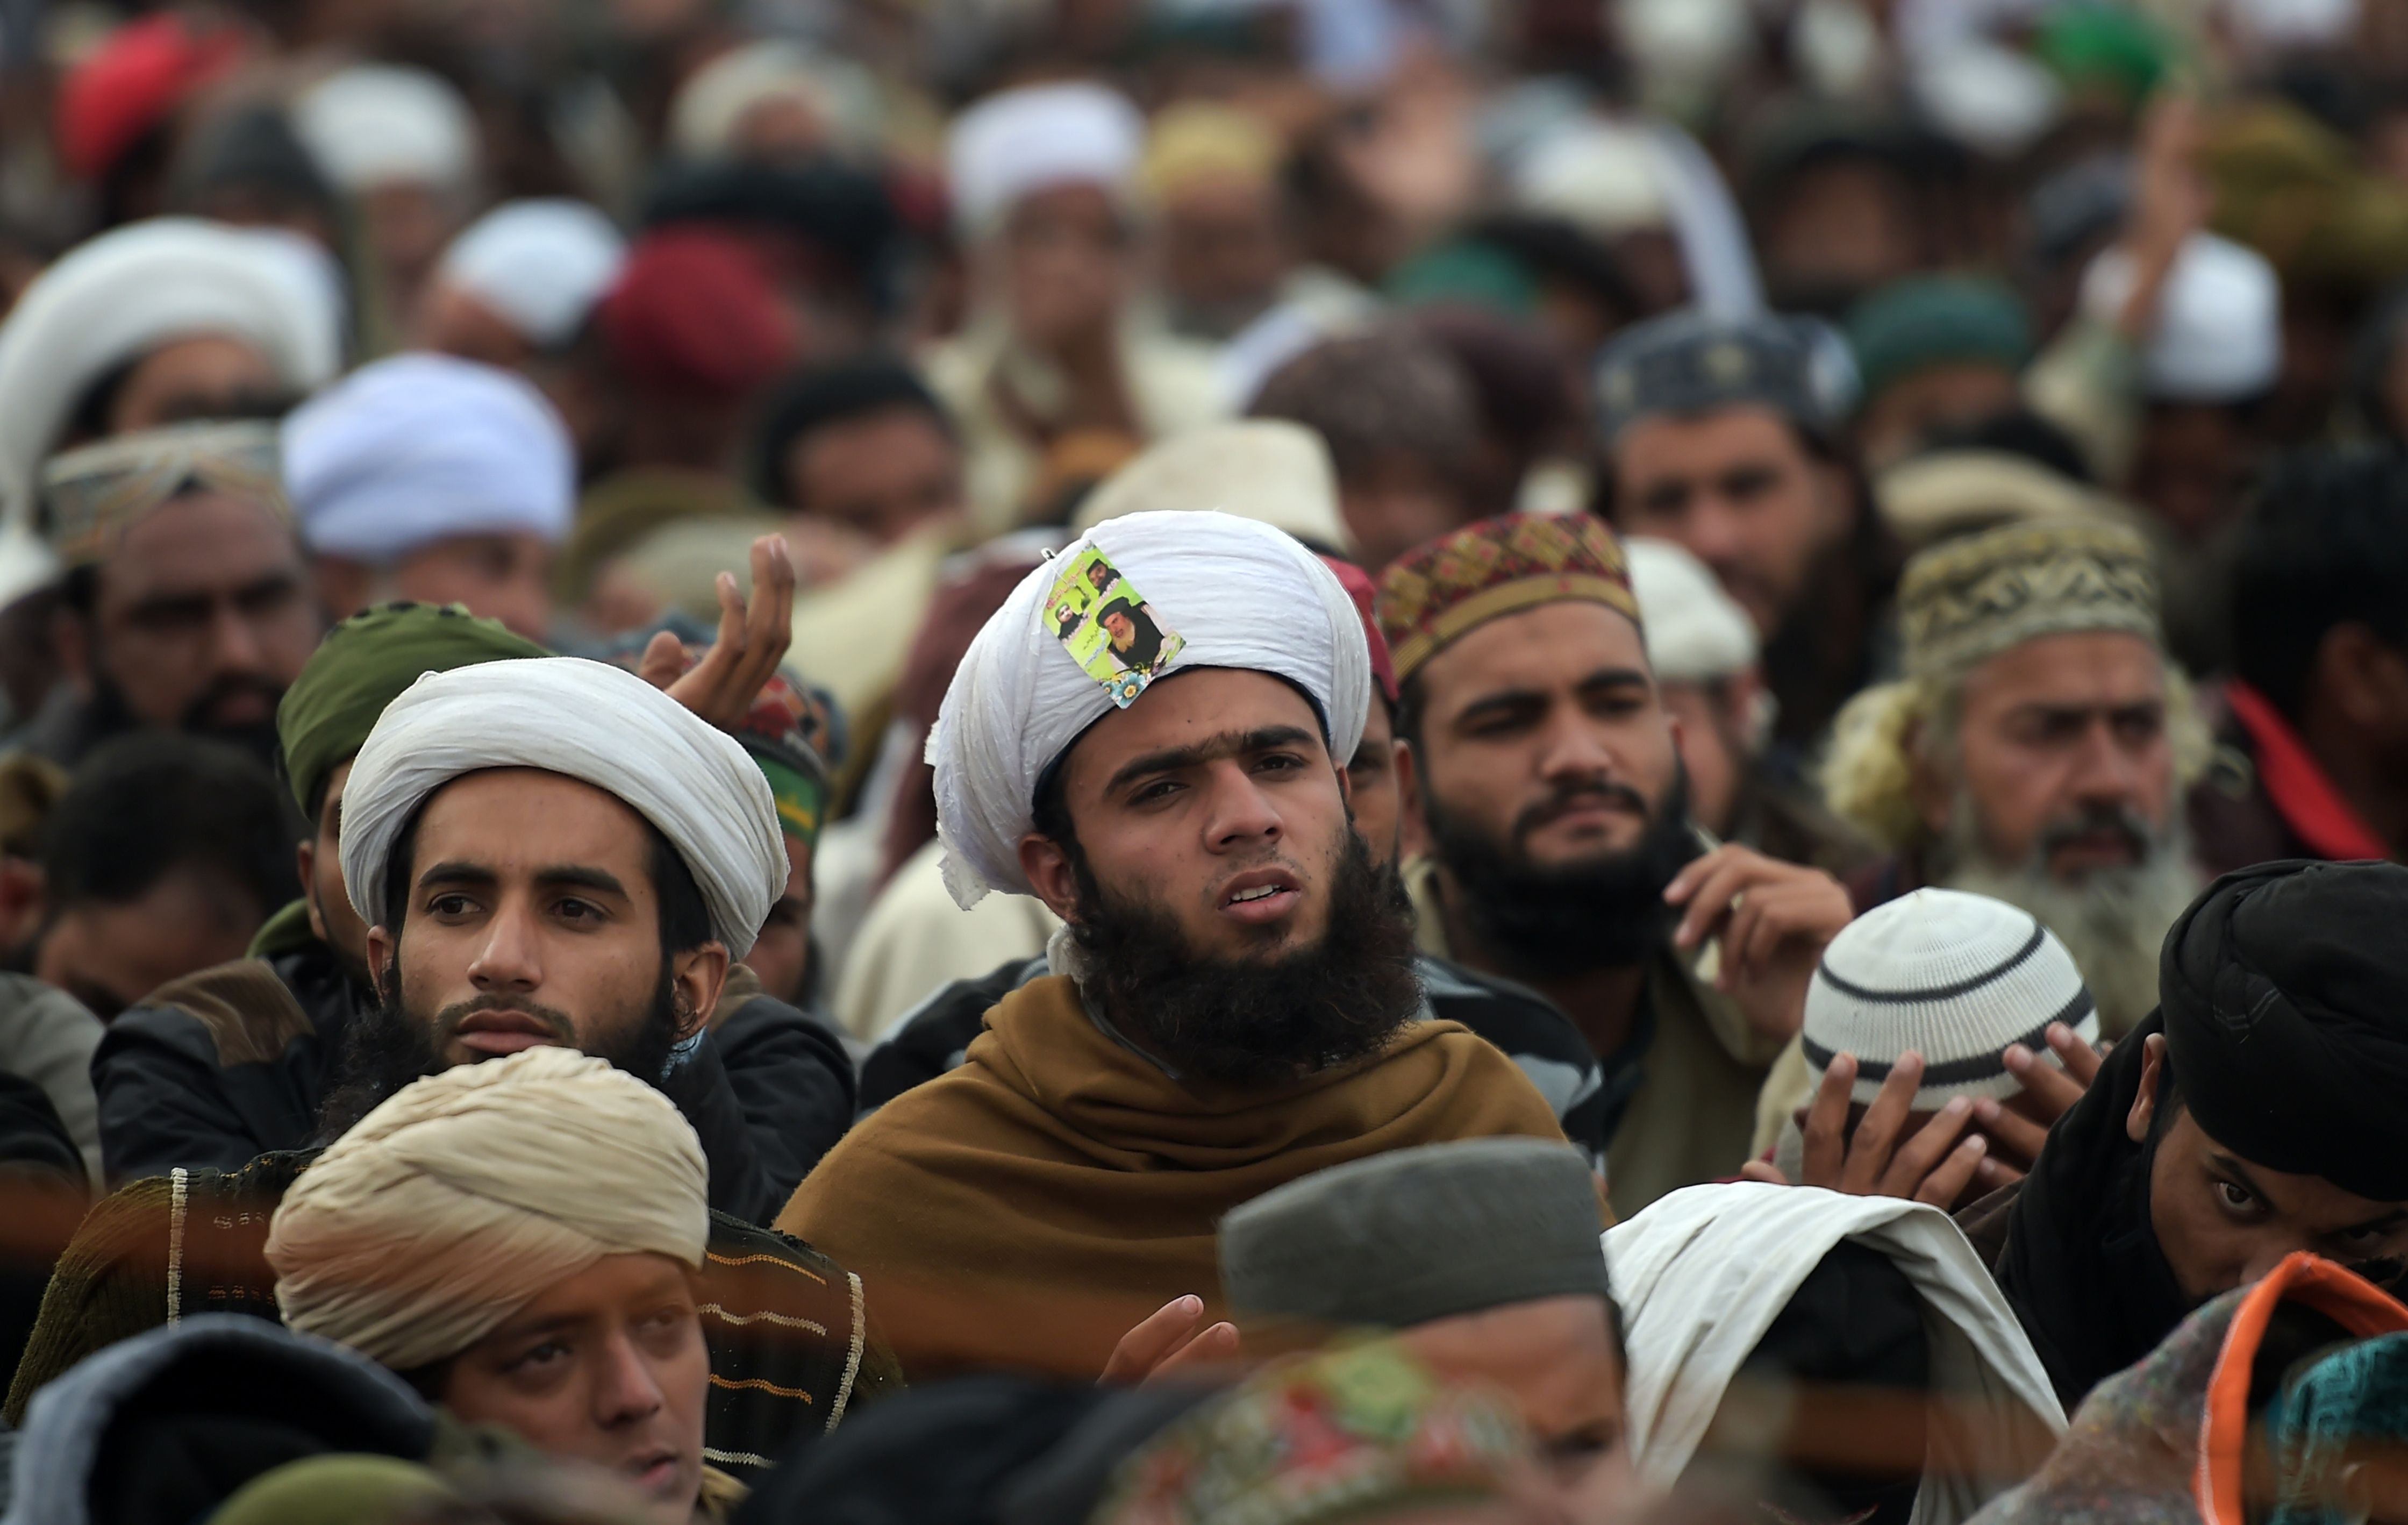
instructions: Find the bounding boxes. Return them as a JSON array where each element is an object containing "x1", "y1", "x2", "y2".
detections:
[
  {"x1": 1604, "y1": 1182, "x2": 2066, "y2": 1525},
  {"x1": 930, "y1": 509, "x2": 1370, "y2": 908},
  {"x1": 293, "y1": 63, "x2": 478, "y2": 195},
  {"x1": 338, "y1": 657, "x2": 785, "y2": 956},
  {"x1": 946, "y1": 81, "x2": 1144, "y2": 237},
  {"x1": 283, "y1": 353, "x2": 575, "y2": 563},
  {"x1": 266, "y1": 1046, "x2": 708, "y2": 1373},
  {"x1": 434, "y1": 200, "x2": 627, "y2": 350}
]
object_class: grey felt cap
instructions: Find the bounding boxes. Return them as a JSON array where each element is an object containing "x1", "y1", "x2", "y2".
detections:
[{"x1": 1217, "y1": 1138, "x2": 1611, "y2": 1330}]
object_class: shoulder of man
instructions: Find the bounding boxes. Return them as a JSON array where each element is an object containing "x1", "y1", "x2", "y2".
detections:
[
  {"x1": 109, "y1": 957, "x2": 326, "y2": 1072},
  {"x1": 858, "y1": 956, "x2": 1048, "y2": 1113}
]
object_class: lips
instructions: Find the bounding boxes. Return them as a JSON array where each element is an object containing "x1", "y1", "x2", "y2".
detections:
[
  {"x1": 1218, "y1": 867, "x2": 1303, "y2": 925},
  {"x1": 451, "y1": 1009, "x2": 562, "y2": 1057},
  {"x1": 625, "y1": 1450, "x2": 682, "y2": 1497}
]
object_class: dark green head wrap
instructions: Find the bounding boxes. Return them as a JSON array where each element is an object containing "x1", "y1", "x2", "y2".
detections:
[
  {"x1": 1845, "y1": 275, "x2": 2031, "y2": 404},
  {"x1": 276, "y1": 602, "x2": 549, "y2": 817}
]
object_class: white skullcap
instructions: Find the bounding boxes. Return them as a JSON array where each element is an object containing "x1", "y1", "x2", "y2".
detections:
[
  {"x1": 267, "y1": 1046, "x2": 708, "y2": 1373},
  {"x1": 294, "y1": 63, "x2": 477, "y2": 196},
  {"x1": 0, "y1": 217, "x2": 342, "y2": 524},
  {"x1": 1627, "y1": 536, "x2": 1755, "y2": 683},
  {"x1": 434, "y1": 200, "x2": 627, "y2": 349},
  {"x1": 931, "y1": 510, "x2": 1370, "y2": 907},
  {"x1": 340, "y1": 657, "x2": 785, "y2": 956},
  {"x1": 1509, "y1": 120, "x2": 1670, "y2": 237},
  {"x1": 1804, "y1": 888, "x2": 2100, "y2": 1108},
  {"x1": 1070, "y1": 420, "x2": 1356, "y2": 554},
  {"x1": 946, "y1": 81, "x2": 1144, "y2": 237},
  {"x1": 284, "y1": 353, "x2": 574, "y2": 563},
  {"x1": 2082, "y1": 232, "x2": 2282, "y2": 403},
  {"x1": 669, "y1": 39, "x2": 883, "y2": 161}
]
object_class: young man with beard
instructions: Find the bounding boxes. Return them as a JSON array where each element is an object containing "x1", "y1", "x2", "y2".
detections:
[
  {"x1": 1376, "y1": 513, "x2": 1855, "y2": 1217},
  {"x1": 778, "y1": 511, "x2": 1567, "y2": 1380}
]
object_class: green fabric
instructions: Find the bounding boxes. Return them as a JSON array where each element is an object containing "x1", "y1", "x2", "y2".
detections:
[
  {"x1": 246, "y1": 898, "x2": 319, "y2": 959},
  {"x1": 275, "y1": 602, "x2": 548, "y2": 815},
  {"x1": 205, "y1": 1455, "x2": 453, "y2": 1525},
  {"x1": 1846, "y1": 275, "x2": 2031, "y2": 402},
  {"x1": 751, "y1": 752, "x2": 828, "y2": 852},
  {"x1": 2035, "y1": 5, "x2": 2174, "y2": 107},
  {"x1": 1385, "y1": 240, "x2": 1538, "y2": 316}
]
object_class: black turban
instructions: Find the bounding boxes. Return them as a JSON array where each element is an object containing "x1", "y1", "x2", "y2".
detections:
[{"x1": 2159, "y1": 859, "x2": 2408, "y2": 1202}]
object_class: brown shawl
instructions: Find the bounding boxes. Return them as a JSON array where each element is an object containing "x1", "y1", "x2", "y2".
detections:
[{"x1": 776, "y1": 974, "x2": 1567, "y2": 1380}]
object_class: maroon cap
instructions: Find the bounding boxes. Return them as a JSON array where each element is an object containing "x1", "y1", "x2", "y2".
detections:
[{"x1": 598, "y1": 230, "x2": 801, "y2": 400}]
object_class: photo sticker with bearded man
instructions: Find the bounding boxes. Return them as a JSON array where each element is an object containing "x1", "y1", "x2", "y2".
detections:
[{"x1": 1048, "y1": 547, "x2": 1185, "y2": 706}]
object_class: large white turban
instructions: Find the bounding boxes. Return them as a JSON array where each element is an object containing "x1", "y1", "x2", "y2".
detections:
[
  {"x1": 434, "y1": 199, "x2": 627, "y2": 350},
  {"x1": 267, "y1": 1046, "x2": 708, "y2": 1373},
  {"x1": 930, "y1": 509, "x2": 1370, "y2": 907},
  {"x1": 339, "y1": 657, "x2": 785, "y2": 956},
  {"x1": 284, "y1": 353, "x2": 575, "y2": 564},
  {"x1": 293, "y1": 63, "x2": 478, "y2": 196},
  {"x1": 946, "y1": 81, "x2": 1143, "y2": 237}
]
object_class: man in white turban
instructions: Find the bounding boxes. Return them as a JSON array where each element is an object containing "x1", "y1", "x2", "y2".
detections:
[
  {"x1": 283, "y1": 353, "x2": 575, "y2": 640},
  {"x1": 268, "y1": 1045, "x2": 718, "y2": 1524},
  {"x1": 415, "y1": 199, "x2": 627, "y2": 373},
  {"x1": 778, "y1": 509, "x2": 1567, "y2": 1382}
]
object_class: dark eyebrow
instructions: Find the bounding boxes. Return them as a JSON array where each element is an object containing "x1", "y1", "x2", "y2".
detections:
[
  {"x1": 2211, "y1": 1153, "x2": 2278, "y2": 1212},
  {"x1": 534, "y1": 866, "x2": 630, "y2": 900},
  {"x1": 1103, "y1": 725, "x2": 1318, "y2": 797},
  {"x1": 417, "y1": 860, "x2": 498, "y2": 890},
  {"x1": 1457, "y1": 668, "x2": 1650, "y2": 724}
]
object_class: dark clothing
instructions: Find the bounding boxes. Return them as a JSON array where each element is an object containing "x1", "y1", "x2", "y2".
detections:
[
  {"x1": 94, "y1": 937, "x2": 856, "y2": 1225},
  {"x1": 860, "y1": 953, "x2": 1613, "y2": 1167},
  {"x1": 0, "y1": 1072, "x2": 86, "y2": 1387}
]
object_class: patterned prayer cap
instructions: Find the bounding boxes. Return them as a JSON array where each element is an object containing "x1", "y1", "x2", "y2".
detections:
[
  {"x1": 1375, "y1": 512, "x2": 1641, "y2": 685},
  {"x1": 1900, "y1": 518, "x2": 2160, "y2": 679},
  {"x1": 39, "y1": 419, "x2": 287, "y2": 567}
]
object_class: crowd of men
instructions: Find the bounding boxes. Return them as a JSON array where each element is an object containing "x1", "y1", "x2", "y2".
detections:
[{"x1": 3, "y1": 1, "x2": 2408, "y2": 1522}]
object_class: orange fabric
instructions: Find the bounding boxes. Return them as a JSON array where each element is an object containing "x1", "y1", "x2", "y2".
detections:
[
  {"x1": 776, "y1": 973, "x2": 1568, "y2": 1380},
  {"x1": 2195, "y1": 1253, "x2": 2408, "y2": 1525}
]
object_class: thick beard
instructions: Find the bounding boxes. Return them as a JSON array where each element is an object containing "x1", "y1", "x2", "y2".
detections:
[
  {"x1": 83, "y1": 666, "x2": 286, "y2": 769},
  {"x1": 1423, "y1": 769, "x2": 1703, "y2": 981},
  {"x1": 1933, "y1": 795, "x2": 2202, "y2": 1041},
  {"x1": 312, "y1": 957, "x2": 683, "y2": 1144},
  {"x1": 1068, "y1": 826, "x2": 1424, "y2": 1089}
]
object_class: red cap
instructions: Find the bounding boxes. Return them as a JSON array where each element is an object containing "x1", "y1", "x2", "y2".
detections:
[
  {"x1": 56, "y1": 14, "x2": 248, "y2": 182},
  {"x1": 598, "y1": 230, "x2": 802, "y2": 400},
  {"x1": 1321, "y1": 554, "x2": 1398, "y2": 706}
]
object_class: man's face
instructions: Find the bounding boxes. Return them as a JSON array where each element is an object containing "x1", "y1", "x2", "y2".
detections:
[
  {"x1": 2130, "y1": 1039, "x2": 2408, "y2": 1304},
  {"x1": 412, "y1": 283, "x2": 534, "y2": 371},
  {"x1": 387, "y1": 533, "x2": 556, "y2": 642},
  {"x1": 1396, "y1": 1296, "x2": 1632, "y2": 1522},
  {"x1": 104, "y1": 335, "x2": 283, "y2": 433},
  {"x1": 1088, "y1": 562, "x2": 1112, "y2": 591},
  {"x1": 1856, "y1": 363, "x2": 2024, "y2": 472},
  {"x1": 1759, "y1": 160, "x2": 1921, "y2": 314},
  {"x1": 1918, "y1": 632, "x2": 2174, "y2": 881},
  {"x1": 2131, "y1": 402, "x2": 2250, "y2": 542},
  {"x1": 72, "y1": 491, "x2": 320, "y2": 739},
  {"x1": 1103, "y1": 609, "x2": 1135, "y2": 650},
  {"x1": 1001, "y1": 183, "x2": 1131, "y2": 352},
  {"x1": 301, "y1": 759, "x2": 372, "y2": 985},
  {"x1": 1612, "y1": 409, "x2": 1848, "y2": 636},
  {"x1": 34, "y1": 867, "x2": 262, "y2": 1020},
  {"x1": 740, "y1": 835, "x2": 813, "y2": 1006},
  {"x1": 438, "y1": 1251, "x2": 708, "y2": 1525},
  {"x1": 1347, "y1": 696, "x2": 1404, "y2": 868},
  {"x1": 1160, "y1": 178, "x2": 1289, "y2": 338},
  {"x1": 783, "y1": 405, "x2": 966, "y2": 546}
]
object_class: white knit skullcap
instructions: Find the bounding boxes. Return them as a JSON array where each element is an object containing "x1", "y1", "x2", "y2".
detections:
[
  {"x1": 2081, "y1": 232, "x2": 2281, "y2": 404},
  {"x1": 1627, "y1": 536, "x2": 1755, "y2": 683},
  {"x1": 946, "y1": 81, "x2": 1143, "y2": 237},
  {"x1": 293, "y1": 64, "x2": 477, "y2": 196},
  {"x1": 1803, "y1": 888, "x2": 2099, "y2": 1107},
  {"x1": 267, "y1": 1046, "x2": 708, "y2": 1373},
  {"x1": 434, "y1": 199, "x2": 626, "y2": 350}
]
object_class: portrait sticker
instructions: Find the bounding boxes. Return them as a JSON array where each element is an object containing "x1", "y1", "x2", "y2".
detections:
[{"x1": 1046, "y1": 547, "x2": 1184, "y2": 708}]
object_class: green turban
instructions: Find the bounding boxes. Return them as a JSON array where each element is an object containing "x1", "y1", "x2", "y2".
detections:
[
  {"x1": 1846, "y1": 275, "x2": 2031, "y2": 404},
  {"x1": 276, "y1": 602, "x2": 548, "y2": 817}
]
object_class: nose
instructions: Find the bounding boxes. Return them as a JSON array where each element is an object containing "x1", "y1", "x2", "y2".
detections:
[
  {"x1": 467, "y1": 899, "x2": 544, "y2": 992},
  {"x1": 207, "y1": 595, "x2": 267, "y2": 678},
  {"x1": 2068, "y1": 715, "x2": 2145, "y2": 808},
  {"x1": 590, "y1": 1327, "x2": 668, "y2": 1430},
  {"x1": 1681, "y1": 495, "x2": 1752, "y2": 578},
  {"x1": 1533, "y1": 703, "x2": 1619, "y2": 786},
  {"x1": 1201, "y1": 758, "x2": 1283, "y2": 854}
]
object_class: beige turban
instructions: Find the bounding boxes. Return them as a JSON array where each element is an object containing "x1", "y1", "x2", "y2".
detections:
[{"x1": 267, "y1": 1047, "x2": 709, "y2": 1373}]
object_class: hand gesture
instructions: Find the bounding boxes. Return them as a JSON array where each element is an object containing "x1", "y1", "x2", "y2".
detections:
[
  {"x1": 638, "y1": 535, "x2": 797, "y2": 730},
  {"x1": 1665, "y1": 845, "x2": 1854, "y2": 1043},
  {"x1": 1099, "y1": 1295, "x2": 1238, "y2": 1387},
  {"x1": 1967, "y1": 1022, "x2": 2105, "y2": 1174},
  {"x1": 1741, "y1": 1052, "x2": 2002, "y2": 1209}
]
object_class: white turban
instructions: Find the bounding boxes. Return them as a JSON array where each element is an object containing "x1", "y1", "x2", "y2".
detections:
[
  {"x1": 946, "y1": 81, "x2": 1143, "y2": 237},
  {"x1": 267, "y1": 1046, "x2": 708, "y2": 1373},
  {"x1": 284, "y1": 353, "x2": 574, "y2": 563},
  {"x1": 2082, "y1": 232, "x2": 2282, "y2": 403},
  {"x1": 339, "y1": 657, "x2": 785, "y2": 956},
  {"x1": 1627, "y1": 536, "x2": 1756, "y2": 683},
  {"x1": 0, "y1": 217, "x2": 342, "y2": 525},
  {"x1": 433, "y1": 199, "x2": 627, "y2": 350},
  {"x1": 930, "y1": 509, "x2": 1369, "y2": 907},
  {"x1": 293, "y1": 63, "x2": 477, "y2": 196},
  {"x1": 668, "y1": 39, "x2": 884, "y2": 162}
]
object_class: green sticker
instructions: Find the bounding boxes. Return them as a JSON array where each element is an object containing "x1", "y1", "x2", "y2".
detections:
[{"x1": 1048, "y1": 547, "x2": 1185, "y2": 707}]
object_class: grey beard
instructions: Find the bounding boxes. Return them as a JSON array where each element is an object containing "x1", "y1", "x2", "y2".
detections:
[{"x1": 1933, "y1": 795, "x2": 2202, "y2": 1041}]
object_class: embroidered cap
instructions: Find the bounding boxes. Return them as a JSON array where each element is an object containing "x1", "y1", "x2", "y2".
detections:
[
  {"x1": 1375, "y1": 512, "x2": 1641, "y2": 686},
  {"x1": 1899, "y1": 517, "x2": 2160, "y2": 680}
]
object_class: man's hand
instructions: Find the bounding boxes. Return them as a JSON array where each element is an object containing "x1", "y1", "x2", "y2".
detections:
[
  {"x1": 1968, "y1": 1022, "x2": 2105, "y2": 1172},
  {"x1": 1665, "y1": 845, "x2": 1854, "y2": 1042},
  {"x1": 1741, "y1": 1052, "x2": 2002, "y2": 1208},
  {"x1": 638, "y1": 535, "x2": 797, "y2": 730},
  {"x1": 1099, "y1": 1295, "x2": 1238, "y2": 1386}
]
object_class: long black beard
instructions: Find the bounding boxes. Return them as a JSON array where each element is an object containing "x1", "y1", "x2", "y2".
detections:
[
  {"x1": 83, "y1": 665, "x2": 286, "y2": 769},
  {"x1": 1069, "y1": 827, "x2": 1424, "y2": 1089},
  {"x1": 1425, "y1": 769, "x2": 1702, "y2": 980}
]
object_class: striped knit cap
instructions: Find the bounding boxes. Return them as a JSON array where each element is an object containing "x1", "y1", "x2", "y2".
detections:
[{"x1": 1803, "y1": 888, "x2": 2100, "y2": 1107}]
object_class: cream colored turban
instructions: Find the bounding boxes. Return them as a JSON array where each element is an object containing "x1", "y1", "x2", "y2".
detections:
[{"x1": 267, "y1": 1046, "x2": 709, "y2": 1373}]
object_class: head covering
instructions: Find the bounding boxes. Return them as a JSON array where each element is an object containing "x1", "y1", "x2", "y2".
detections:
[
  {"x1": 38, "y1": 420, "x2": 286, "y2": 569},
  {"x1": 283, "y1": 353, "x2": 574, "y2": 564},
  {"x1": 668, "y1": 38, "x2": 882, "y2": 162},
  {"x1": 291, "y1": 64, "x2": 476, "y2": 196},
  {"x1": 339, "y1": 656, "x2": 784, "y2": 954},
  {"x1": 55, "y1": 13, "x2": 249, "y2": 182},
  {"x1": 1595, "y1": 308, "x2": 1856, "y2": 445},
  {"x1": 1846, "y1": 276, "x2": 2032, "y2": 403},
  {"x1": 1092, "y1": 1342, "x2": 1534, "y2": 1525},
  {"x1": 1874, "y1": 450, "x2": 2125, "y2": 552},
  {"x1": 205, "y1": 1455, "x2": 455, "y2": 1525},
  {"x1": 433, "y1": 200, "x2": 627, "y2": 351},
  {"x1": 946, "y1": 81, "x2": 1143, "y2": 237},
  {"x1": 930, "y1": 511, "x2": 1369, "y2": 907},
  {"x1": 598, "y1": 230, "x2": 799, "y2": 400},
  {"x1": 1069, "y1": 421, "x2": 1354, "y2": 554},
  {"x1": 1898, "y1": 518, "x2": 2160, "y2": 680},
  {"x1": 266, "y1": 1046, "x2": 708, "y2": 1373},
  {"x1": 731, "y1": 669, "x2": 836, "y2": 853},
  {"x1": 1141, "y1": 102, "x2": 1281, "y2": 203},
  {"x1": 1220, "y1": 1138, "x2": 1609, "y2": 1331},
  {"x1": 1374, "y1": 512, "x2": 1641, "y2": 686},
  {"x1": 1321, "y1": 557, "x2": 1398, "y2": 707},
  {"x1": 1509, "y1": 119, "x2": 1672, "y2": 236},
  {"x1": 1804, "y1": 888, "x2": 2099, "y2": 1109},
  {"x1": 2158, "y1": 860, "x2": 2408, "y2": 1202},
  {"x1": 275, "y1": 602, "x2": 548, "y2": 816},
  {"x1": 2081, "y1": 233, "x2": 2281, "y2": 403},
  {"x1": 1626, "y1": 536, "x2": 1754, "y2": 683}
]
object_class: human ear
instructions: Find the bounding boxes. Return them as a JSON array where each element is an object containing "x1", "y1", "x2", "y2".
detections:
[
  {"x1": 1018, "y1": 835, "x2": 1083, "y2": 924},
  {"x1": 2125, "y1": 1033, "x2": 2169, "y2": 1144},
  {"x1": 364, "y1": 925, "x2": 397, "y2": 1000},
  {"x1": 669, "y1": 943, "x2": 730, "y2": 1039}
]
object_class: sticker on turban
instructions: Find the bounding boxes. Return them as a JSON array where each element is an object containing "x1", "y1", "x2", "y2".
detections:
[{"x1": 1047, "y1": 547, "x2": 1184, "y2": 707}]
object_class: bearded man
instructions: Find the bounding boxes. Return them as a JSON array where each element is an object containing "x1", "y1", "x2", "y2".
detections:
[
  {"x1": 1819, "y1": 519, "x2": 2204, "y2": 1040},
  {"x1": 778, "y1": 510, "x2": 1566, "y2": 1381}
]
